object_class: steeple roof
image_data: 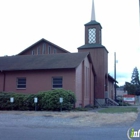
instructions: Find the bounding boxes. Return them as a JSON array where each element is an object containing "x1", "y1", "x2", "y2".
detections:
[
  {"x1": 91, "y1": 0, "x2": 96, "y2": 21},
  {"x1": 85, "y1": 0, "x2": 102, "y2": 28},
  {"x1": 85, "y1": 20, "x2": 102, "y2": 28},
  {"x1": 78, "y1": 44, "x2": 108, "y2": 53}
]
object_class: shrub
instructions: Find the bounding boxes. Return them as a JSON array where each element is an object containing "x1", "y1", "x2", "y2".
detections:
[
  {"x1": 39, "y1": 89, "x2": 76, "y2": 111},
  {"x1": 0, "y1": 92, "x2": 12, "y2": 110},
  {"x1": 0, "y1": 89, "x2": 76, "y2": 111}
]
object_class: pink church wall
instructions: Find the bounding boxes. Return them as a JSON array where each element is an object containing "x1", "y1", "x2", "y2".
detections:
[
  {"x1": 75, "y1": 56, "x2": 94, "y2": 107},
  {"x1": 0, "y1": 73, "x2": 4, "y2": 92},
  {"x1": 75, "y1": 63, "x2": 83, "y2": 107},
  {"x1": 1, "y1": 69, "x2": 75, "y2": 94}
]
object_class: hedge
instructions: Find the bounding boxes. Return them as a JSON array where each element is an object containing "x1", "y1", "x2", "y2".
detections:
[{"x1": 0, "y1": 89, "x2": 76, "y2": 111}]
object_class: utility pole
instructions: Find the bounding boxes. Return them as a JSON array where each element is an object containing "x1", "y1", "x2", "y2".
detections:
[
  {"x1": 114, "y1": 52, "x2": 116, "y2": 101},
  {"x1": 139, "y1": 0, "x2": 140, "y2": 24}
]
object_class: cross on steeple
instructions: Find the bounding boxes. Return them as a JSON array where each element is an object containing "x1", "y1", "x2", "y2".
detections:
[{"x1": 91, "y1": 0, "x2": 96, "y2": 21}]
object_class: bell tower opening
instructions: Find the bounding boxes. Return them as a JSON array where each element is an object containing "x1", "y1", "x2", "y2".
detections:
[{"x1": 88, "y1": 28, "x2": 96, "y2": 44}]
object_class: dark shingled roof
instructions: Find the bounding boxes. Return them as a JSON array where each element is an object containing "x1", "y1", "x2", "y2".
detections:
[
  {"x1": 0, "y1": 52, "x2": 89, "y2": 71},
  {"x1": 78, "y1": 44, "x2": 109, "y2": 53},
  {"x1": 108, "y1": 74, "x2": 118, "y2": 83},
  {"x1": 18, "y1": 38, "x2": 70, "y2": 55},
  {"x1": 85, "y1": 20, "x2": 102, "y2": 29}
]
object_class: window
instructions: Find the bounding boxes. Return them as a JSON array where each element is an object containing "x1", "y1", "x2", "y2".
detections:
[
  {"x1": 42, "y1": 43, "x2": 46, "y2": 54},
  {"x1": 17, "y1": 78, "x2": 26, "y2": 89},
  {"x1": 88, "y1": 28, "x2": 96, "y2": 44},
  {"x1": 48, "y1": 46, "x2": 51, "y2": 54},
  {"x1": 52, "y1": 77, "x2": 63, "y2": 88}
]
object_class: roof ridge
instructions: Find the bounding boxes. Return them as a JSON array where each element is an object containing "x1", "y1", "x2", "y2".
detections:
[{"x1": 18, "y1": 38, "x2": 70, "y2": 55}]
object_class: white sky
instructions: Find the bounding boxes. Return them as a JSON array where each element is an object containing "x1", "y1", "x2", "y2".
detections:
[{"x1": 0, "y1": 0, "x2": 139, "y2": 86}]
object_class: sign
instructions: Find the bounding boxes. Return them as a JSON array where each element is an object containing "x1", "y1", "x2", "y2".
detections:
[
  {"x1": 123, "y1": 97, "x2": 135, "y2": 102},
  {"x1": 123, "y1": 95, "x2": 135, "y2": 105},
  {"x1": 10, "y1": 97, "x2": 14, "y2": 103},
  {"x1": 34, "y1": 97, "x2": 38, "y2": 103},
  {"x1": 59, "y1": 98, "x2": 63, "y2": 103}
]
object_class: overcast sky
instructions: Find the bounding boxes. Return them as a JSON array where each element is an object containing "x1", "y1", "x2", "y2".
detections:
[{"x1": 0, "y1": 0, "x2": 139, "y2": 86}]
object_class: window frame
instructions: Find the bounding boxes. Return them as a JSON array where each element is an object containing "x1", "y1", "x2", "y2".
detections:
[
  {"x1": 52, "y1": 77, "x2": 63, "y2": 89},
  {"x1": 17, "y1": 78, "x2": 26, "y2": 89}
]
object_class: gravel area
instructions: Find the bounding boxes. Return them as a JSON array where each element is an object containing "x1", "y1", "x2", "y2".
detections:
[{"x1": 0, "y1": 110, "x2": 138, "y2": 128}]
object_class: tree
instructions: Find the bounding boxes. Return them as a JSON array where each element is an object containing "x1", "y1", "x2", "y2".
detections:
[
  {"x1": 124, "y1": 67, "x2": 140, "y2": 95},
  {"x1": 131, "y1": 67, "x2": 140, "y2": 96},
  {"x1": 124, "y1": 82, "x2": 136, "y2": 95},
  {"x1": 135, "y1": 87, "x2": 140, "y2": 96},
  {"x1": 131, "y1": 67, "x2": 140, "y2": 86}
]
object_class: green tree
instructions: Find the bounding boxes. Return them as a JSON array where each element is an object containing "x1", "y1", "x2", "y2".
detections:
[
  {"x1": 131, "y1": 67, "x2": 140, "y2": 86},
  {"x1": 124, "y1": 67, "x2": 140, "y2": 95},
  {"x1": 124, "y1": 82, "x2": 136, "y2": 95},
  {"x1": 131, "y1": 67, "x2": 140, "y2": 95}
]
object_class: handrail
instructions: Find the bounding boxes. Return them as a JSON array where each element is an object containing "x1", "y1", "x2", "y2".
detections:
[{"x1": 105, "y1": 98, "x2": 119, "y2": 106}]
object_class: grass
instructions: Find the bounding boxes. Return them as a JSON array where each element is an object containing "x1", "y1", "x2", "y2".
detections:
[
  {"x1": 73, "y1": 107, "x2": 88, "y2": 111},
  {"x1": 98, "y1": 107, "x2": 138, "y2": 113}
]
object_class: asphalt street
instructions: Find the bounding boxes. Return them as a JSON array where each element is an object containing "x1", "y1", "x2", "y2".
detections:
[
  {"x1": 0, "y1": 110, "x2": 139, "y2": 140},
  {"x1": 0, "y1": 126, "x2": 130, "y2": 140}
]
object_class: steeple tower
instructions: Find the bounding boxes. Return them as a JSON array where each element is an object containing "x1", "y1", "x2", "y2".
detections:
[
  {"x1": 78, "y1": 0, "x2": 109, "y2": 105},
  {"x1": 81, "y1": 0, "x2": 103, "y2": 45}
]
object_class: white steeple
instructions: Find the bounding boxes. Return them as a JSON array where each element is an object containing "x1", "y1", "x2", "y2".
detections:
[{"x1": 91, "y1": 0, "x2": 96, "y2": 21}]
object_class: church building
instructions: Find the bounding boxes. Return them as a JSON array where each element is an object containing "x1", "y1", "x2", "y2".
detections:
[{"x1": 0, "y1": 0, "x2": 116, "y2": 107}]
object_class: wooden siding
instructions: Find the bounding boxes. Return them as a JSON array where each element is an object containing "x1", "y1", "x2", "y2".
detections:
[
  {"x1": 79, "y1": 48, "x2": 108, "y2": 99},
  {"x1": 0, "y1": 69, "x2": 75, "y2": 94},
  {"x1": 0, "y1": 73, "x2": 4, "y2": 92},
  {"x1": 75, "y1": 56, "x2": 94, "y2": 107},
  {"x1": 19, "y1": 41, "x2": 68, "y2": 55}
]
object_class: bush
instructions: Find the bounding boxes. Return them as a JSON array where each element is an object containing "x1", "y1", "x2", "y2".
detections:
[
  {"x1": 0, "y1": 89, "x2": 76, "y2": 111},
  {"x1": 0, "y1": 92, "x2": 12, "y2": 110},
  {"x1": 38, "y1": 89, "x2": 76, "y2": 111}
]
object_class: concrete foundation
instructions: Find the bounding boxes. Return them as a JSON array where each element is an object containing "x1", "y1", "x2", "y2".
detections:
[{"x1": 95, "y1": 99, "x2": 105, "y2": 106}]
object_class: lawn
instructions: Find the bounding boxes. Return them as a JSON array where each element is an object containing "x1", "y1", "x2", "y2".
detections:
[{"x1": 98, "y1": 107, "x2": 138, "y2": 113}]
